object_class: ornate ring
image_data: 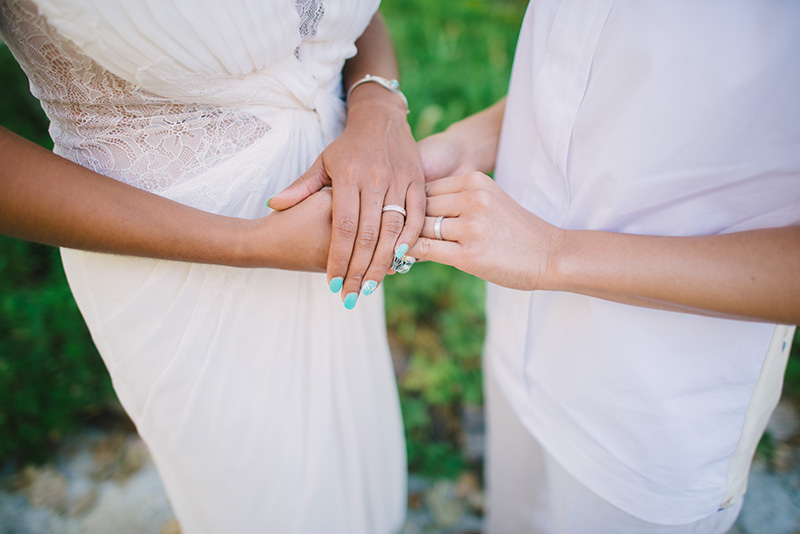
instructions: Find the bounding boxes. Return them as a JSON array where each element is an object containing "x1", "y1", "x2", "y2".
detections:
[
  {"x1": 382, "y1": 204, "x2": 407, "y2": 218},
  {"x1": 434, "y1": 215, "x2": 445, "y2": 240},
  {"x1": 391, "y1": 254, "x2": 416, "y2": 274}
]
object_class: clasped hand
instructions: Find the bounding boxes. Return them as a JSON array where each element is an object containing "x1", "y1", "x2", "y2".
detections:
[
  {"x1": 268, "y1": 94, "x2": 425, "y2": 307},
  {"x1": 406, "y1": 133, "x2": 563, "y2": 291}
]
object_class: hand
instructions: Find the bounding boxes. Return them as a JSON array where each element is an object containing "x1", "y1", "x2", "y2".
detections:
[
  {"x1": 268, "y1": 88, "x2": 425, "y2": 307},
  {"x1": 417, "y1": 98, "x2": 507, "y2": 182},
  {"x1": 407, "y1": 172, "x2": 563, "y2": 290},
  {"x1": 252, "y1": 190, "x2": 333, "y2": 272},
  {"x1": 417, "y1": 131, "x2": 475, "y2": 183}
]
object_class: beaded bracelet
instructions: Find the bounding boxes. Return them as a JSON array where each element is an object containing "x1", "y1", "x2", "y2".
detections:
[{"x1": 346, "y1": 74, "x2": 409, "y2": 114}]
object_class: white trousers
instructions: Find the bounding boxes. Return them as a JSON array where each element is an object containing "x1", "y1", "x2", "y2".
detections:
[{"x1": 484, "y1": 371, "x2": 743, "y2": 534}]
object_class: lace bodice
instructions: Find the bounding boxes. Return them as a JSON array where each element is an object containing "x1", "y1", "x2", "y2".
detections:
[{"x1": 0, "y1": 0, "x2": 376, "y2": 201}]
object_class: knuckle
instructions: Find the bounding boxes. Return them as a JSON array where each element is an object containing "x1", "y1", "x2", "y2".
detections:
[
  {"x1": 335, "y1": 217, "x2": 358, "y2": 241},
  {"x1": 357, "y1": 225, "x2": 379, "y2": 249},
  {"x1": 348, "y1": 272, "x2": 365, "y2": 284},
  {"x1": 466, "y1": 171, "x2": 485, "y2": 186},
  {"x1": 372, "y1": 254, "x2": 392, "y2": 270},
  {"x1": 416, "y1": 238, "x2": 432, "y2": 258},
  {"x1": 382, "y1": 218, "x2": 405, "y2": 237},
  {"x1": 368, "y1": 175, "x2": 387, "y2": 192},
  {"x1": 470, "y1": 188, "x2": 492, "y2": 209}
]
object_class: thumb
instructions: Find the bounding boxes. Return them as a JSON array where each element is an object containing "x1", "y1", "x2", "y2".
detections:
[{"x1": 267, "y1": 155, "x2": 330, "y2": 211}]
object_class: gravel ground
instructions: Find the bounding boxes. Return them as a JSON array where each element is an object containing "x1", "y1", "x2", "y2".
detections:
[{"x1": 1, "y1": 401, "x2": 799, "y2": 534}]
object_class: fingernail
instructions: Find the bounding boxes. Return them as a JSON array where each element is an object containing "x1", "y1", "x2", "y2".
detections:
[
  {"x1": 394, "y1": 243, "x2": 409, "y2": 259},
  {"x1": 329, "y1": 277, "x2": 343, "y2": 293},
  {"x1": 265, "y1": 193, "x2": 277, "y2": 208},
  {"x1": 344, "y1": 292, "x2": 358, "y2": 310},
  {"x1": 361, "y1": 280, "x2": 378, "y2": 296}
]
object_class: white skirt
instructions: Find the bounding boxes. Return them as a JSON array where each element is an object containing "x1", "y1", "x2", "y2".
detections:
[{"x1": 59, "y1": 129, "x2": 407, "y2": 533}]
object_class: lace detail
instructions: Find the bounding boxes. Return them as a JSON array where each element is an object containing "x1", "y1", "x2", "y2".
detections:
[
  {"x1": 0, "y1": 0, "x2": 271, "y2": 197},
  {"x1": 294, "y1": 0, "x2": 324, "y2": 60},
  {"x1": 295, "y1": 0, "x2": 324, "y2": 39}
]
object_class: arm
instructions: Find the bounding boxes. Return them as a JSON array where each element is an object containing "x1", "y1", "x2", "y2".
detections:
[
  {"x1": 0, "y1": 126, "x2": 332, "y2": 271},
  {"x1": 268, "y1": 13, "x2": 425, "y2": 308},
  {"x1": 551, "y1": 224, "x2": 800, "y2": 323},
  {"x1": 408, "y1": 171, "x2": 800, "y2": 325}
]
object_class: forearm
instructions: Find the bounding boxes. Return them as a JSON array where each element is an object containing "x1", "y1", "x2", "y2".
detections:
[
  {"x1": 0, "y1": 127, "x2": 329, "y2": 270},
  {"x1": 344, "y1": 13, "x2": 399, "y2": 89},
  {"x1": 343, "y1": 13, "x2": 408, "y2": 117},
  {"x1": 546, "y1": 225, "x2": 800, "y2": 324}
]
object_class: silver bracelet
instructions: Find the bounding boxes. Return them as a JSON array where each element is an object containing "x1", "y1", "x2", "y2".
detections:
[{"x1": 346, "y1": 74, "x2": 409, "y2": 114}]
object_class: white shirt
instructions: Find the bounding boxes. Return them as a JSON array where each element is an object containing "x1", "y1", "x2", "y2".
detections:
[{"x1": 490, "y1": 0, "x2": 800, "y2": 524}]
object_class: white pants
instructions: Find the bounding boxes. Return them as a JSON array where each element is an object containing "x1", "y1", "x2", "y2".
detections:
[{"x1": 484, "y1": 372, "x2": 743, "y2": 534}]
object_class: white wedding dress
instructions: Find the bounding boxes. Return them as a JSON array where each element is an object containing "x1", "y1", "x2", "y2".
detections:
[{"x1": 0, "y1": 1, "x2": 406, "y2": 532}]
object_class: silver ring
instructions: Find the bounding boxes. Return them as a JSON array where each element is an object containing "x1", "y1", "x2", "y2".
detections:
[
  {"x1": 382, "y1": 204, "x2": 407, "y2": 218},
  {"x1": 391, "y1": 254, "x2": 416, "y2": 274},
  {"x1": 434, "y1": 215, "x2": 445, "y2": 240}
]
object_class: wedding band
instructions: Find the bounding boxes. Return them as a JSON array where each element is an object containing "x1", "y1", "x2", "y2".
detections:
[
  {"x1": 391, "y1": 254, "x2": 416, "y2": 274},
  {"x1": 434, "y1": 216, "x2": 445, "y2": 240},
  {"x1": 382, "y1": 205, "x2": 407, "y2": 218}
]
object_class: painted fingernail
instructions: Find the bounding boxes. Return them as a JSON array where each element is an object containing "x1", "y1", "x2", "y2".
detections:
[
  {"x1": 329, "y1": 277, "x2": 343, "y2": 293},
  {"x1": 344, "y1": 292, "x2": 358, "y2": 310},
  {"x1": 361, "y1": 280, "x2": 378, "y2": 296},
  {"x1": 394, "y1": 243, "x2": 409, "y2": 259},
  {"x1": 265, "y1": 193, "x2": 277, "y2": 208}
]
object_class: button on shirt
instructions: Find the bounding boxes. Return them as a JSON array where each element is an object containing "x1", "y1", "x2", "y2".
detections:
[{"x1": 489, "y1": 0, "x2": 800, "y2": 524}]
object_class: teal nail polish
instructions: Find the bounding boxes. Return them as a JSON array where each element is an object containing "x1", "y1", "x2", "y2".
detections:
[
  {"x1": 265, "y1": 194, "x2": 277, "y2": 208},
  {"x1": 329, "y1": 277, "x2": 343, "y2": 293},
  {"x1": 344, "y1": 292, "x2": 358, "y2": 310},
  {"x1": 361, "y1": 280, "x2": 378, "y2": 296},
  {"x1": 394, "y1": 243, "x2": 409, "y2": 259}
]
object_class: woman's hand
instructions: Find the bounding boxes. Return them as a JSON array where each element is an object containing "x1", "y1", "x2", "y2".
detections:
[
  {"x1": 269, "y1": 87, "x2": 425, "y2": 306},
  {"x1": 267, "y1": 13, "x2": 426, "y2": 308},
  {"x1": 417, "y1": 98, "x2": 507, "y2": 182},
  {"x1": 407, "y1": 171, "x2": 562, "y2": 290},
  {"x1": 408, "y1": 171, "x2": 800, "y2": 324},
  {"x1": 416, "y1": 131, "x2": 473, "y2": 183},
  {"x1": 249, "y1": 189, "x2": 333, "y2": 272}
]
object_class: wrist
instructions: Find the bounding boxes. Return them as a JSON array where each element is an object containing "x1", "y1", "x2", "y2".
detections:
[
  {"x1": 346, "y1": 79, "x2": 409, "y2": 117},
  {"x1": 226, "y1": 217, "x2": 267, "y2": 268},
  {"x1": 538, "y1": 225, "x2": 569, "y2": 292}
]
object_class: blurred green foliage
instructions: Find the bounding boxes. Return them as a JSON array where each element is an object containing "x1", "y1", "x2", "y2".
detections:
[
  {"x1": 380, "y1": 0, "x2": 526, "y2": 476},
  {"x1": 0, "y1": 238, "x2": 114, "y2": 462},
  {"x1": 0, "y1": 39, "x2": 115, "y2": 463},
  {"x1": 2, "y1": 0, "x2": 799, "y2": 480}
]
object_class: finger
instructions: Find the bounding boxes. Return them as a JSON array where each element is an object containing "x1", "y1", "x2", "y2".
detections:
[
  {"x1": 425, "y1": 193, "x2": 464, "y2": 218},
  {"x1": 391, "y1": 179, "x2": 426, "y2": 264},
  {"x1": 338, "y1": 191, "x2": 384, "y2": 309},
  {"x1": 406, "y1": 236, "x2": 462, "y2": 267},
  {"x1": 419, "y1": 215, "x2": 462, "y2": 242},
  {"x1": 358, "y1": 195, "x2": 409, "y2": 296},
  {"x1": 425, "y1": 171, "x2": 489, "y2": 198},
  {"x1": 327, "y1": 182, "x2": 360, "y2": 296},
  {"x1": 267, "y1": 155, "x2": 330, "y2": 211}
]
